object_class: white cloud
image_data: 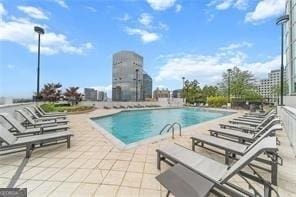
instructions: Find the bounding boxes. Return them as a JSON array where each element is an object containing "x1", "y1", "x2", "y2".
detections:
[
  {"x1": 126, "y1": 27, "x2": 159, "y2": 43},
  {"x1": 209, "y1": 0, "x2": 249, "y2": 10},
  {"x1": 85, "y1": 6, "x2": 96, "y2": 13},
  {"x1": 138, "y1": 13, "x2": 153, "y2": 27},
  {"x1": 175, "y1": 4, "x2": 182, "y2": 12},
  {"x1": 54, "y1": 0, "x2": 68, "y2": 9},
  {"x1": 155, "y1": 43, "x2": 280, "y2": 85},
  {"x1": 245, "y1": 0, "x2": 286, "y2": 23},
  {"x1": 146, "y1": 0, "x2": 177, "y2": 11},
  {"x1": 18, "y1": 6, "x2": 48, "y2": 20},
  {"x1": 117, "y1": 13, "x2": 130, "y2": 22},
  {"x1": 7, "y1": 64, "x2": 15, "y2": 69},
  {"x1": 219, "y1": 41, "x2": 252, "y2": 51},
  {"x1": 0, "y1": 3, "x2": 93, "y2": 55},
  {"x1": 0, "y1": 3, "x2": 7, "y2": 18},
  {"x1": 124, "y1": 12, "x2": 167, "y2": 43}
]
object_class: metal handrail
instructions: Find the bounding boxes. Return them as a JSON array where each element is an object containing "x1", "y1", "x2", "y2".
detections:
[
  {"x1": 166, "y1": 122, "x2": 182, "y2": 139},
  {"x1": 159, "y1": 123, "x2": 172, "y2": 135}
]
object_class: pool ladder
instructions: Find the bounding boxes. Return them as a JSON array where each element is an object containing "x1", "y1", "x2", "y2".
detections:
[{"x1": 159, "y1": 122, "x2": 182, "y2": 139}]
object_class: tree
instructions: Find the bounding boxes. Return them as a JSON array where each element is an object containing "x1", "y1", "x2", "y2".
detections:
[
  {"x1": 202, "y1": 85, "x2": 219, "y2": 98},
  {"x1": 40, "y1": 83, "x2": 62, "y2": 102},
  {"x1": 183, "y1": 80, "x2": 202, "y2": 103},
  {"x1": 64, "y1": 86, "x2": 82, "y2": 105},
  {"x1": 219, "y1": 66, "x2": 255, "y2": 99},
  {"x1": 271, "y1": 82, "x2": 289, "y2": 98}
]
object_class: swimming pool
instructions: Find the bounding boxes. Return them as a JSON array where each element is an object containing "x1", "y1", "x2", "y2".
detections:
[{"x1": 91, "y1": 108, "x2": 233, "y2": 145}]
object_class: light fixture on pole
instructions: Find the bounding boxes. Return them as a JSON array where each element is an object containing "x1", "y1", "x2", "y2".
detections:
[
  {"x1": 182, "y1": 77, "x2": 185, "y2": 103},
  {"x1": 276, "y1": 14, "x2": 289, "y2": 106},
  {"x1": 34, "y1": 26, "x2": 45, "y2": 101},
  {"x1": 135, "y1": 69, "x2": 139, "y2": 102},
  {"x1": 227, "y1": 69, "x2": 232, "y2": 105}
]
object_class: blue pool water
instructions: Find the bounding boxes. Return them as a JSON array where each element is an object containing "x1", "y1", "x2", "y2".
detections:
[{"x1": 92, "y1": 108, "x2": 233, "y2": 144}]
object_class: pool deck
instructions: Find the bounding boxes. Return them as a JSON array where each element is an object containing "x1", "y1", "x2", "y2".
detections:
[{"x1": 0, "y1": 108, "x2": 295, "y2": 196}]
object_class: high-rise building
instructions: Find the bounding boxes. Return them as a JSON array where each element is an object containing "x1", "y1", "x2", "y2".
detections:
[
  {"x1": 285, "y1": 0, "x2": 296, "y2": 95},
  {"x1": 97, "y1": 91, "x2": 106, "y2": 101},
  {"x1": 255, "y1": 69, "x2": 286, "y2": 103},
  {"x1": 112, "y1": 51, "x2": 150, "y2": 101},
  {"x1": 84, "y1": 88, "x2": 98, "y2": 101},
  {"x1": 143, "y1": 73, "x2": 152, "y2": 99}
]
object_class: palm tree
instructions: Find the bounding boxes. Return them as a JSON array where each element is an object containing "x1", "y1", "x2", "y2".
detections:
[
  {"x1": 40, "y1": 83, "x2": 62, "y2": 102},
  {"x1": 64, "y1": 86, "x2": 81, "y2": 105}
]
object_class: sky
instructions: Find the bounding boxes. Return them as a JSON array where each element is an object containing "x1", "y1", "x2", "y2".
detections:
[{"x1": 0, "y1": 0, "x2": 287, "y2": 98}]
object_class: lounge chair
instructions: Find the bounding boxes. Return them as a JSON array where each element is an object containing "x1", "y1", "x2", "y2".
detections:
[
  {"x1": 191, "y1": 124, "x2": 282, "y2": 185},
  {"x1": 209, "y1": 118, "x2": 280, "y2": 143},
  {"x1": 219, "y1": 114, "x2": 276, "y2": 133},
  {"x1": 243, "y1": 109, "x2": 274, "y2": 118},
  {"x1": 0, "y1": 125, "x2": 73, "y2": 158},
  {"x1": 16, "y1": 110, "x2": 68, "y2": 128},
  {"x1": 119, "y1": 105, "x2": 126, "y2": 109},
  {"x1": 24, "y1": 107, "x2": 66, "y2": 121},
  {"x1": 113, "y1": 106, "x2": 120, "y2": 109},
  {"x1": 156, "y1": 137, "x2": 279, "y2": 196},
  {"x1": 31, "y1": 105, "x2": 66, "y2": 118},
  {"x1": 0, "y1": 113, "x2": 68, "y2": 135},
  {"x1": 103, "y1": 106, "x2": 110, "y2": 109}
]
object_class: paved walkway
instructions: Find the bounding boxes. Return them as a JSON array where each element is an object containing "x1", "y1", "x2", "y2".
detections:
[{"x1": 0, "y1": 108, "x2": 295, "y2": 196}]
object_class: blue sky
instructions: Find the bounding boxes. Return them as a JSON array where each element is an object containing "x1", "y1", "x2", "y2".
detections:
[{"x1": 0, "y1": 0, "x2": 286, "y2": 98}]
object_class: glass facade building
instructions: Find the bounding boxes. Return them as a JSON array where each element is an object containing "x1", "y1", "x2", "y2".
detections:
[
  {"x1": 112, "y1": 51, "x2": 144, "y2": 101},
  {"x1": 285, "y1": 0, "x2": 296, "y2": 95},
  {"x1": 143, "y1": 73, "x2": 152, "y2": 99}
]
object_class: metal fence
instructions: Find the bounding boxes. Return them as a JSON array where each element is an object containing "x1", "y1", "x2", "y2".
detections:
[{"x1": 278, "y1": 106, "x2": 296, "y2": 154}]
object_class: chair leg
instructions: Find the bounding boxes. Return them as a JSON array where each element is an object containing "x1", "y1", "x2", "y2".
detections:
[
  {"x1": 67, "y1": 136, "x2": 71, "y2": 148},
  {"x1": 225, "y1": 150, "x2": 230, "y2": 165},
  {"x1": 26, "y1": 143, "x2": 32, "y2": 158},
  {"x1": 192, "y1": 139, "x2": 195, "y2": 151},
  {"x1": 166, "y1": 191, "x2": 170, "y2": 197},
  {"x1": 157, "y1": 152, "x2": 161, "y2": 170},
  {"x1": 271, "y1": 160, "x2": 277, "y2": 186}
]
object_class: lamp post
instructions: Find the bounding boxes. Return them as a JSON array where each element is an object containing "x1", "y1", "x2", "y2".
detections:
[
  {"x1": 34, "y1": 26, "x2": 45, "y2": 101},
  {"x1": 227, "y1": 69, "x2": 232, "y2": 105},
  {"x1": 276, "y1": 14, "x2": 289, "y2": 106},
  {"x1": 135, "y1": 69, "x2": 139, "y2": 102},
  {"x1": 182, "y1": 77, "x2": 185, "y2": 103}
]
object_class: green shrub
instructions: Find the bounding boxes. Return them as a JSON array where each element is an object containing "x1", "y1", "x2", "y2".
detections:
[
  {"x1": 207, "y1": 96, "x2": 228, "y2": 107},
  {"x1": 40, "y1": 103, "x2": 93, "y2": 113},
  {"x1": 40, "y1": 103, "x2": 56, "y2": 112}
]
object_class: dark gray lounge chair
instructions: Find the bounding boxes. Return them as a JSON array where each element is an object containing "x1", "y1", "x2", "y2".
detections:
[
  {"x1": 0, "y1": 125, "x2": 73, "y2": 158},
  {"x1": 156, "y1": 137, "x2": 279, "y2": 197},
  {"x1": 191, "y1": 124, "x2": 282, "y2": 185},
  {"x1": 24, "y1": 107, "x2": 66, "y2": 121},
  {"x1": 208, "y1": 118, "x2": 280, "y2": 143},
  {"x1": 16, "y1": 110, "x2": 68, "y2": 127},
  {"x1": 243, "y1": 109, "x2": 274, "y2": 118},
  {"x1": 0, "y1": 113, "x2": 68, "y2": 135},
  {"x1": 219, "y1": 114, "x2": 276, "y2": 133}
]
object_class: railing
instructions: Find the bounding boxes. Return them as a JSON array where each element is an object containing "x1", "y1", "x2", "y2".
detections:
[
  {"x1": 278, "y1": 106, "x2": 296, "y2": 156},
  {"x1": 159, "y1": 124, "x2": 172, "y2": 135},
  {"x1": 159, "y1": 122, "x2": 182, "y2": 139}
]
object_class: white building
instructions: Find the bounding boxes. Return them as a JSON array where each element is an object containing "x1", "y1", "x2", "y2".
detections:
[
  {"x1": 285, "y1": 0, "x2": 296, "y2": 96},
  {"x1": 256, "y1": 69, "x2": 286, "y2": 103},
  {"x1": 112, "y1": 51, "x2": 144, "y2": 101},
  {"x1": 84, "y1": 88, "x2": 98, "y2": 101}
]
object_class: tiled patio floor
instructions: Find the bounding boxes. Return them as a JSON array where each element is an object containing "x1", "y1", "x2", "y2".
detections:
[{"x1": 0, "y1": 108, "x2": 295, "y2": 196}]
